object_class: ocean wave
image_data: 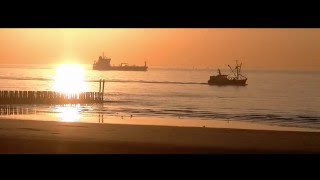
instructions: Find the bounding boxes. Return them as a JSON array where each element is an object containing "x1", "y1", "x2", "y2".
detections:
[
  {"x1": 93, "y1": 106, "x2": 320, "y2": 129},
  {"x1": 0, "y1": 76, "x2": 51, "y2": 81},
  {"x1": 0, "y1": 104, "x2": 319, "y2": 129}
]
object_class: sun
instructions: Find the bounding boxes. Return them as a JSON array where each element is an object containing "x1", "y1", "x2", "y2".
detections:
[{"x1": 52, "y1": 64, "x2": 88, "y2": 94}]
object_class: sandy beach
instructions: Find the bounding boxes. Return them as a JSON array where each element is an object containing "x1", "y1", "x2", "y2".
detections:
[{"x1": 0, "y1": 118, "x2": 320, "y2": 154}]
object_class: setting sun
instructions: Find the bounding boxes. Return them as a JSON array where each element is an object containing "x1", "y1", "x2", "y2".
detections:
[{"x1": 52, "y1": 64, "x2": 88, "y2": 94}]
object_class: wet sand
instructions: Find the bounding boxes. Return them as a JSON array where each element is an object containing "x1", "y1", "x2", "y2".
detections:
[{"x1": 0, "y1": 118, "x2": 320, "y2": 153}]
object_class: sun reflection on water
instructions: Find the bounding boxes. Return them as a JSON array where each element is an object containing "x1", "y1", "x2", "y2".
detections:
[{"x1": 55, "y1": 104, "x2": 81, "y2": 122}]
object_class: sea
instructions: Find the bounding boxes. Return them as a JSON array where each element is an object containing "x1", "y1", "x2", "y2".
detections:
[{"x1": 0, "y1": 64, "x2": 319, "y2": 130}]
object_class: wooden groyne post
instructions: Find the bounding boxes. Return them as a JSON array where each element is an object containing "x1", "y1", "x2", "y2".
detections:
[
  {"x1": 0, "y1": 79, "x2": 106, "y2": 105},
  {"x1": 98, "y1": 79, "x2": 105, "y2": 102}
]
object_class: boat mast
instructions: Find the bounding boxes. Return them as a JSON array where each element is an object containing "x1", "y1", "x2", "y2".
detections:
[
  {"x1": 238, "y1": 62, "x2": 247, "y2": 79},
  {"x1": 228, "y1": 65, "x2": 237, "y2": 77},
  {"x1": 236, "y1": 60, "x2": 240, "y2": 79}
]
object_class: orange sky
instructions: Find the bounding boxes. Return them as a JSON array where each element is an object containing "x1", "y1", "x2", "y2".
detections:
[{"x1": 0, "y1": 28, "x2": 319, "y2": 71}]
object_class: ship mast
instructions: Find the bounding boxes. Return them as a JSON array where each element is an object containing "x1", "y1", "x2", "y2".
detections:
[
  {"x1": 238, "y1": 62, "x2": 247, "y2": 79},
  {"x1": 228, "y1": 65, "x2": 237, "y2": 77},
  {"x1": 236, "y1": 60, "x2": 239, "y2": 79}
]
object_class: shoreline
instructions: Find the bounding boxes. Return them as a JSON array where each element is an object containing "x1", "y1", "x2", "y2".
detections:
[
  {"x1": 0, "y1": 118, "x2": 320, "y2": 153},
  {"x1": 0, "y1": 114, "x2": 318, "y2": 132}
]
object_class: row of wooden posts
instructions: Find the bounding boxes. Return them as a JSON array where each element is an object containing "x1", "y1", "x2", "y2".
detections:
[
  {"x1": 0, "y1": 105, "x2": 36, "y2": 115},
  {"x1": 0, "y1": 79, "x2": 106, "y2": 104}
]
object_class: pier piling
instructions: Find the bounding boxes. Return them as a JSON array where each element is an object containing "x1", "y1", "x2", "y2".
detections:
[{"x1": 0, "y1": 79, "x2": 106, "y2": 104}]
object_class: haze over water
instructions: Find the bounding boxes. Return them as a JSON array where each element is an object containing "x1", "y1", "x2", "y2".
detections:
[{"x1": 0, "y1": 64, "x2": 319, "y2": 130}]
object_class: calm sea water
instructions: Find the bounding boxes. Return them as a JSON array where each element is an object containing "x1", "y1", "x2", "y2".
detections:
[{"x1": 0, "y1": 64, "x2": 319, "y2": 129}]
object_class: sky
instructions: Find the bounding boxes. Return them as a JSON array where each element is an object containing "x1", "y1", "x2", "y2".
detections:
[{"x1": 0, "y1": 28, "x2": 319, "y2": 71}]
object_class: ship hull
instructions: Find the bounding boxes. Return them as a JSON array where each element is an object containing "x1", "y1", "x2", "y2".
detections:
[
  {"x1": 208, "y1": 79, "x2": 247, "y2": 86},
  {"x1": 93, "y1": 66, "x2": 148, "y2": 71}
]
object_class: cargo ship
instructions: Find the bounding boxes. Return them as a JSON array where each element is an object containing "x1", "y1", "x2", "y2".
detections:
[
  {"x1": 93, "y1": 53, "x2": 148, "y2": 71},
  {"x1": 208, "y1": 61, "x2": 247, "y2": 86}
]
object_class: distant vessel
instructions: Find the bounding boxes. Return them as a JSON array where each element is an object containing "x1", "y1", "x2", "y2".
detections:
[
  {"x1": 208, "y1": 61, "x2": 247, "y2": 86},
  {"x1": 93, "y1": 53, "x2": 148, "y2": 71}
]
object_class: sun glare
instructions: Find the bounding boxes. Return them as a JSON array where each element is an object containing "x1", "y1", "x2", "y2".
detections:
[
  {"x1": 55, "y1": 105, "x2": 81, "y2": 122},
  {"x1": 53, "y1": 64, "x2": 88, "y2": 94}
]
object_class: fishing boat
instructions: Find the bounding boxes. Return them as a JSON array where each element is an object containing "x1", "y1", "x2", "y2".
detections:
[
  {"x1": 93, "y1": 53, "x2": 148, "y2": 71},
  {"x1": 208, "y1": 61, "x2": 247, "y2": 86}
]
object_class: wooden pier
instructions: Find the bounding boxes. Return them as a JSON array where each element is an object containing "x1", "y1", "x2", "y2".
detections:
[{"x1": 0, "y1": 79, "x2": 106, "y2": 105}]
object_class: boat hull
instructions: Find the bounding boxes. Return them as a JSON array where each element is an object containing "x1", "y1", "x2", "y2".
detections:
[
  {"x1": 93, "y1": 66, "x2": 148, "y2": 71},
  {"x1": 208, "y1": 79, "x2": 247, "y2": 86}
]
